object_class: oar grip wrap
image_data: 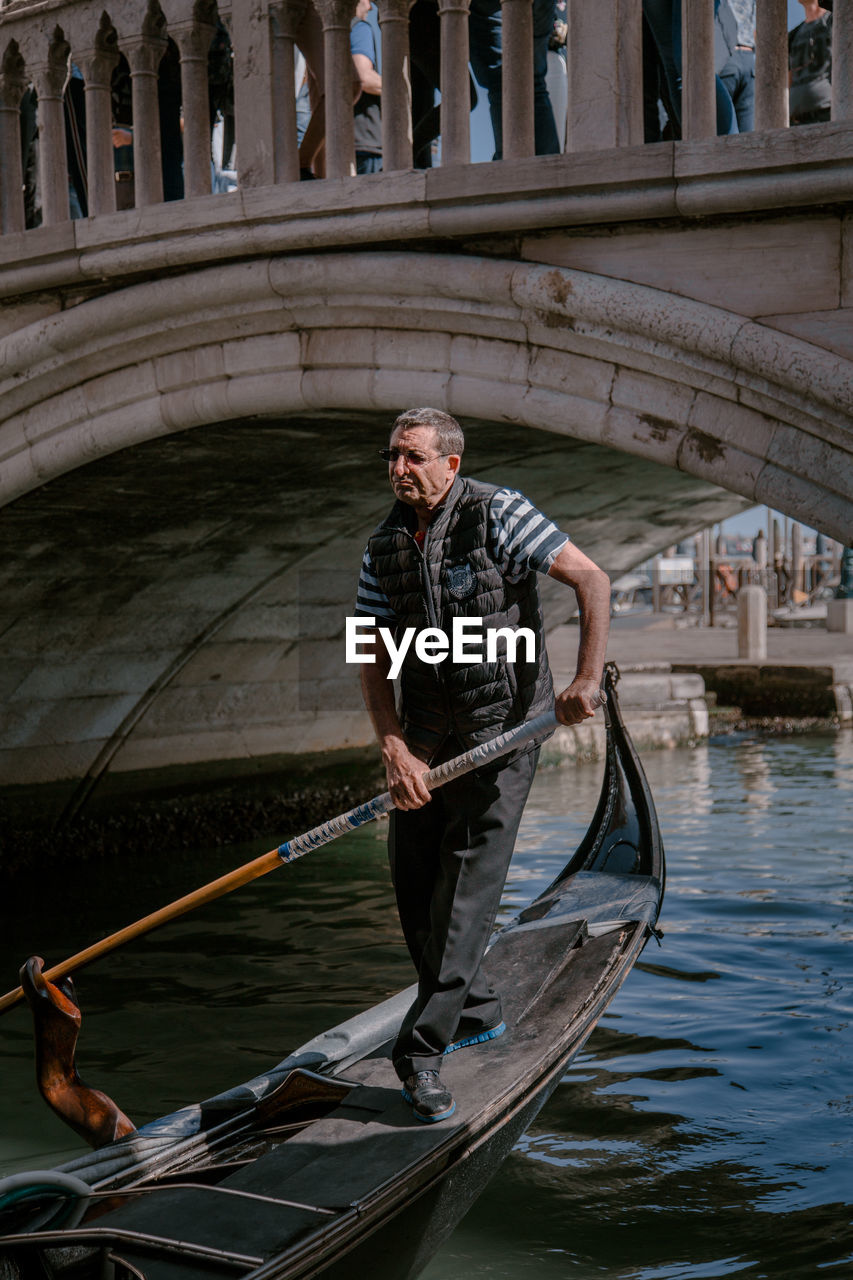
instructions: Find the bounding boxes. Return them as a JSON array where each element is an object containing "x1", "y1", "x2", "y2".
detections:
[{"x1": 278, "y1": 792, "x2": 395, "y2": 862}]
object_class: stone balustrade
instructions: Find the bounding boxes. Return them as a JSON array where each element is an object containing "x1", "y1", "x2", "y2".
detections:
[{"x1": 0, "y1": 0, "x2": 851, "y2": 235}]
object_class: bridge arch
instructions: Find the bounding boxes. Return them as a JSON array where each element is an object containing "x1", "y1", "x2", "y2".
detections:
[{"x1": 3, "y1": 251, "x2": 850, "y2": 541}]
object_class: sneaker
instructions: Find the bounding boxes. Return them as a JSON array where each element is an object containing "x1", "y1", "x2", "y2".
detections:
[
  {"x1": 444, "y1": 1019, "x2": 506, "y2": 1055},
  {"x1": 401, "y1": 1070, "x2": 456, "y2": 1123}
]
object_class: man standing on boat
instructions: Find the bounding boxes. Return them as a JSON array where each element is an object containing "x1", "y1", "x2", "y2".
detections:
[{"x1": 356, "y1": 408, "x2": 610, "y2": 1122}]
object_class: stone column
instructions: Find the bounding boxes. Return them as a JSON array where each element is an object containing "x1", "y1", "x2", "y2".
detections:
[
  {"x1": 31, "y1": 45, "x2": 72, "y2": 226},
  {"x1": 126, "y1": 34, "x2": 168, "y2": 206},
  {"x1": 681, "y1": 0, "x2": 715, "y2": 139},
  {"x1": 754, "y1": 0, "x2": 788, "y2": 130},
  {"x1": 832, "y1": 0, "x2": 853, "y2": 121},
  {"x1": 270, "y1": 0, "x2": 308, "y2": 183},
  {"x1": 566, "y1": 0, "x2": 643, "y2": 151},
  {"x1": 438, "y1": 0, "x2": 471, "y2": 165},
  {"x1": 229, "y1": 0, "x2": 277, "y2": 188},
  {"x1": 312, "y1": 0, "x2": 357, "y2": 179},
  {"x1": 501, "y1": 0, "x2": 534, "y2": 159},
  {"x1": 77, "y1": 41, "x2": 119, "y2": 216},
  {"x1": 0, "y1": 43, "x2": 27, "y2": 233},
  {"x1": 173, "y1": 20, "x2": 217, "y2": 197},
  {"x1": 377, "y1": 0, "x2": 414, "y2": 172}
]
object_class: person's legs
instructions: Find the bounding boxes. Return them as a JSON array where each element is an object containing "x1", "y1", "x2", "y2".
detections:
[
  {"x1": 719, "y1": 48, "x2": 754, "y2": 132},
  {"x1": 389, "y1": 788, "x2": 446, "y2": 975},
  {"x1": 391, "y1": 748, "x2": 539, "y2": 1080},
  {"x1": 532, "y1": 0, "x2": 560, "y2": 154},
  {"x1": 409, "y1": 0, "x2": 442, "y2": 167},
  {"x1": 714, "y1": 73, "x2": 738, "y2": 135},
  {"x1": 736, "y1": 50, "x2": 755, "y2": 133},
  {"x1": 642, "y1": 0, "x2": 682, "y2": 135},
  {"x1": 468, "y1": 0, "x2": 503, "y2": 157},
  {"x1": 546, "y1": 47, "x2": 567, "y2": 151}
]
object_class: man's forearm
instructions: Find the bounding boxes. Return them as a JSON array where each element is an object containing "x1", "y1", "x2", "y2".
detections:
[
  {"x1": 573, "y1": 569, "x2": 611, "y2": 682},
  {"x1": 547, "y1": 543, "x2": 610, "y2": 681},
  {"x1": 360, "y1": 654, "x2": 405, "y2": 759},
  {"x1": 547, "y1": 542, "x2": 610, "y2": 723}
]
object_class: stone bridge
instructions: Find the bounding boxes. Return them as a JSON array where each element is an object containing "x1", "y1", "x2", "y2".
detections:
[{"x1": 1, "y1": 0, "x2": 852, "y2": 818}]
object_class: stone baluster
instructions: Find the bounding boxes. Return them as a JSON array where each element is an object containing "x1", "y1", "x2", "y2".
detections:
[
  {"x1": 566, "y1": 0, "x2": 642, "y2": 151},
  {"x1": 377, "y1": 0, "x2": 414, "y2": 172},
  {"x1": 681, "y1": 0, "x2": 715, "y2": 139},
  {"x1": 754, "y1": 0, "x2": 788, "y2": 130},
  {"x1": 501, "y1": 0, "x2": 534, "y2": 159},
  {"x1": 126, "y1": 31, "x2": 168, "y2": 206},
  {"x1": 437, "y1": 0, "x2": 471, "y2": 165},
  {"x1": 31, "y1": 42, "x2": 72, "y2": 226},
  {"x1": 832, "y1": 0, "x2": 853, "y2": 121},
  {"x1": 77, "y1": 36, "x2": 119, "y2": 216},
  {"x1": 0, "y1": 41, "x2": 27, "y2": 233},
  {"x1": 173, "y1": 19, "x2": 217, "y2": 197},
  {"x1": 270, "y1": 0, "x2": 308, "y2": 183},
  {"x1": 312, "y1": 0, "x2": 357, "y2": 179},
  {"x1": 228, "y1": 0, "x2": 277, "y2": 187}
]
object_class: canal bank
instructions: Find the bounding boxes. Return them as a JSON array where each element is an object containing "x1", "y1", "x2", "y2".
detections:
[{"x1": 546, "y1": 613, "x2": 853, "y2": 763}]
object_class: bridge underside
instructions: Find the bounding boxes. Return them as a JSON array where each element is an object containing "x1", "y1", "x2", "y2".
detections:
[
  {"x1": 2, "y1": 166, "x2": 851, "y2": 808},
  {"x1": 1, "y1": 411, "x2": 748, "y2": 813}
]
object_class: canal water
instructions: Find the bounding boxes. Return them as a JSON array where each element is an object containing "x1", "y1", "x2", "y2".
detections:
[{"x1": 1, "y1": 730, "x2": 851, "y2": 1278}]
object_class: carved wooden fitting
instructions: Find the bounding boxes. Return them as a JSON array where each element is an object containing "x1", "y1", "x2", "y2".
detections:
[{"x1": 21, "y1": 956, "x2": 136, "y2": 1150}]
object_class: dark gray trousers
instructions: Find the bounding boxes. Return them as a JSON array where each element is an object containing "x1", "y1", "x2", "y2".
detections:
[{"x1": 389, "y1": 745, "x2": 539, "y2": 1079}]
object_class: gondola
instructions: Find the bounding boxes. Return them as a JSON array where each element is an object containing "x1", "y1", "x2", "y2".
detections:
[{"x1": 0, "y1": 663, "x2": 664, "y2": 1280}]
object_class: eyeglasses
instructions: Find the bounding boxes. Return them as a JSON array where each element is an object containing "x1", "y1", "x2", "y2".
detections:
[{"x1": 379, "y1": 448, "x2": 450, "y2": 467}]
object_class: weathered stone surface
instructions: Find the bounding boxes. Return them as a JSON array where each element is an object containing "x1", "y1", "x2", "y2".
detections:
[
  {"x1": 827, "y1": 599, "x2": 853, "y2": 633},
  {"x1": 760, "y1": 310, "x2": 853, "y2": 363},
  {"x1": 522, "y1": 217, "x2": 842, "y2": 318}
]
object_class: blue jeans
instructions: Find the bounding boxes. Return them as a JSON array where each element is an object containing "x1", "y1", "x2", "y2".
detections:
[
  {"x1": 469, "y1": 0, "x2": 561, "y2": 157},
  {"x1": 718, "y1": 47, "x2": 755, "y2": 133}
]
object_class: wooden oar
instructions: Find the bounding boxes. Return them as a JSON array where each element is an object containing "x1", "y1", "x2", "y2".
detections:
[{"x1": 0, "y1": 703, "x2": 600, "y2": 1016}]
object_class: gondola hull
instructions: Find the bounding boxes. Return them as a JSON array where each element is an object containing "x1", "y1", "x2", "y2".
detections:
[{"x1": 0, "y1": 665, "x2": 664, "y2": 1280}]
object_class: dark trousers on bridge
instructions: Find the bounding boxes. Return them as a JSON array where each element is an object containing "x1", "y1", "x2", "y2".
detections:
[{"x1": 389, "y1": 744, "x2": 539, "y2": 1080}]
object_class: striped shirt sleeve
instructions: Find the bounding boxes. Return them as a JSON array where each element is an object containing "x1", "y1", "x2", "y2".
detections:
[
  {"x1": 488, "y1": 488, "x2": 569, "y2": 582},
  {"x1": 355, "y1": 547, "x2": 397, "y2": 619}
]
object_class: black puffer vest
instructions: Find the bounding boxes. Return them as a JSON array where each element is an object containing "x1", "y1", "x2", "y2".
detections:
[{"x1": 367, "y1": 476, "x2": 554, "y2": 760}]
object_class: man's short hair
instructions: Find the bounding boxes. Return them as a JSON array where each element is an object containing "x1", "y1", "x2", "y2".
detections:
[{"x1": 391, "y1": 407, "x2": 465, "y2": 458}]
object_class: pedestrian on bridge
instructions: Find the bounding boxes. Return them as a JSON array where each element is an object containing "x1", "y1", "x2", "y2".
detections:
[{"x1": 788, "y1": 0, "x2": 833, "y2": 126}]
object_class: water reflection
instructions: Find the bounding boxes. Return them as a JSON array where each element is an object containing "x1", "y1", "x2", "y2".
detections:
[
  {"x1": 1, "y1": 734, "x2": 851, "y2": 1280},
  {"x1": 834, "y1": 726, "x2": 853, "y2": 785},
  {"x1": 738, "y1": 740, "x2": 774, "y2": 818},
  {"x1": 427, "y1": 733, "x2": 853, "y2": 1280}
]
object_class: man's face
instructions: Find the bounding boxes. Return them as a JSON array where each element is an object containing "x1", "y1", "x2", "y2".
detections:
[
  {"x1": 387, "y1": 425, "x2": 460, "y2": 514},
  {"x1": 355, "y1": 0, "x2": 371, "y2": 18}
]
